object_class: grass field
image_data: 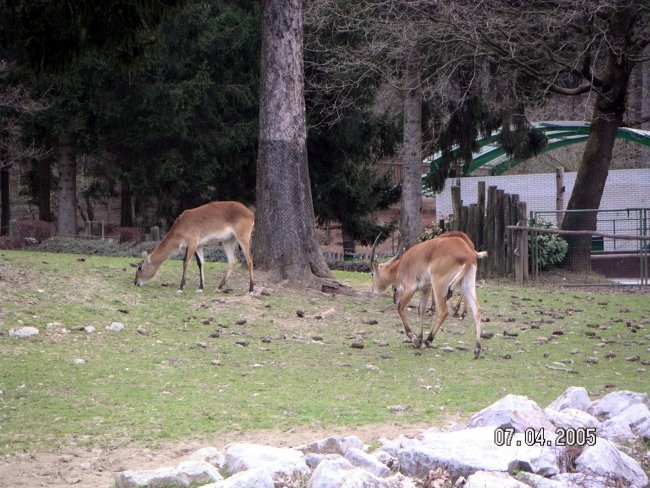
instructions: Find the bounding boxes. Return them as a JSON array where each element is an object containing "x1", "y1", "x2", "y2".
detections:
[{"x1": 0, "y1": 250, "x2": 648, "y2": 456}]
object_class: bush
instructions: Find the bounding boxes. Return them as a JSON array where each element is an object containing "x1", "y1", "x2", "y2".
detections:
[
  {"x1": 119, "y1": 227, "x2": 145, "y2": 243},
  {"x1": 529, "y1": 217, "x2": 568, "y2": 268},
  {"x1": 15, "y1": 220, "x2": 55, "y2": 242},
  {"x1": 0, "y1": 236, "x2": 23, "y2": 250}
]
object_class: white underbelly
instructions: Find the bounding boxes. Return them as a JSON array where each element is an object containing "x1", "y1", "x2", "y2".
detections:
[{"x1": 198, "y1": 228, "x2": 235, "y2": 246}]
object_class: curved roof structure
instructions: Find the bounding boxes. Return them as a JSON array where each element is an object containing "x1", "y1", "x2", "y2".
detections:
[{"x1": 422, "y1": 121, "x2": 650, "y2": 194}]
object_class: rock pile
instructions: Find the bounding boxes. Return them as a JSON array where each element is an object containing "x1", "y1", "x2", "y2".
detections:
[{"x1": 115, "y1": 387, "x2": 649, "y2": 488}]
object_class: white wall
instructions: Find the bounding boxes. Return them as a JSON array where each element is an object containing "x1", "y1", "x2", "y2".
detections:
[{"x1": 434, "y1": 168, "x2": 650, "y2": 251}]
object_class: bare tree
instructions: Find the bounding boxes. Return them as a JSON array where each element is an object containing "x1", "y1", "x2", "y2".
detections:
[
  {"x1": 253, "y1": 0, "x2": 339, "y2": 290},
  {"x1": 305, "y1": 1, "x2": 447, "y2": 251},
  {"x1": 0, "y1": 60, "x2": 48, "y2": 234},
  {"x1": 439, "y1": 0, "x2": 649, "y2": 270}
]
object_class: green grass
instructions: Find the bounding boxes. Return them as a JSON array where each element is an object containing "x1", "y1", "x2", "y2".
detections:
[{"x1": 0, "y1": 250, "x2": 648, "y2": 455}]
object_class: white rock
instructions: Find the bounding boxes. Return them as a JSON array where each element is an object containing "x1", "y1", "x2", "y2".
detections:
[
  {"x1": 222, "y1": 443, "x2": 310, "y2": 482},
  {"x1": 465, "y1": 471, "x2": 529, "y2": 488},
  {"x1": 551, "y1": 472, "x2": 609, "y2": 488},
  {"x1": 8, "y1": 326, "x2": 39, "y2": 337},
  {"x1": 615, "y1": 402, "x2": 650, "y2": 438},
  {"x1": 307, "y1": 457, "x2": 394, "y2": 488},
  {"x1": 108, "y1": 322, "x2": 125, "y2": 332},
  {"x1": 176, "y1": 460, "x2": 222, "y2": 484},
  {"x1": 390, "y1": 426, "x2": 562, "y2": 479},
  {"x1": 296, "y1": 435, "x2": 365, "y2": 455},
  {"x1": 544, "y1": 407, "x2": 600, "y2": 430},
  {"x1": 547, "y1": 386, "x2": 592, "y2": 412},
  {"x1": 467, "y1": 394, "x2": 556, "y2": 432},
  {"x1": 84, "y1": 326, "x2": 95, "y2": 334},
  {"x1": 114, "y1": 467, "x2": 187, "y2": 488},
  {"x1": 202, "y1": 467, "x2": 275, "y2": 488},
  {"x1": 516, "y1": 472, "x2": 570, "y2": 488},
  {"x1": 304, "y1": 453, "x2": 342, "y2": 470},
  {"x1": 187, "y1": 446, "x2": 224, "y2": 467},
  {"x1": 590, "y1": 390, "x2": 650, "y2": 419},
  {"x1": 344, "y1": 447, "x2": 391, "y2": 477},
  {"x1": 575, "y1": 438, "x2": 648, "y2": 488}
]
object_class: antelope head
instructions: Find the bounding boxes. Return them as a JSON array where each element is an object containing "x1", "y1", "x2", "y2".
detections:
[
  {"x1": 132, "y1": 251, "x2": 156, "y2": 286},
  {"x1": 370, "y1": 233, "x2": 399, "y2": 294}
]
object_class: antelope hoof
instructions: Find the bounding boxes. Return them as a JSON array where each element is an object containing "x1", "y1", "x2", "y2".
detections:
[
  {"x1": 412, "y1": 336, "x2": 422, "y2": 348},
  {"x1": 473, "y1": 342, "x2": 481, "y2": 359}
]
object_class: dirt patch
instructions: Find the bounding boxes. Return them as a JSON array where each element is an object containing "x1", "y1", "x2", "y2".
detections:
[{"x1": 0, "y1": 422, "x2": 444, "y2": 488}]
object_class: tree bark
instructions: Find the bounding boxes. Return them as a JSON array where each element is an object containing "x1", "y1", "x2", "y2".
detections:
[
  {"x1": 0, "y1": 165, "x2": 10, "y2": 236},
  {"x1": 399, "y1": 57, "x2": 423, "y2": 251},
  {"x1": 253, "y1": 0, "x2": 337, "y2": 290},
  {"x1": 56, "y1": 137, "x2": 77, "y2": 236},
  {"x1": 561, "y1": 14, "x2": 636, "y2": 271}
]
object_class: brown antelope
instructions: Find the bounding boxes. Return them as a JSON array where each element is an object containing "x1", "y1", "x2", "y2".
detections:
[
  {"x1": 133, "y1": 201, "x2": 254, "y2": 293},
  {"x1": 370, "y1": 234, "x2": 487, "y2": 359},
  {"x1": 435, "y1": 231, "x2": 483, "y2": 317}
]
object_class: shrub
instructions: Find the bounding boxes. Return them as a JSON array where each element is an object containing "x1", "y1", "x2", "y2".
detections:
[
  {"x1": 15, "y1": 220, "x2": 55, "y2": 242},
  {"x1": 529, "y1": 217, "x2": 568, "y2": 268},
  {"x1": 0, "y1": 236, "x2": 23, "y2": 250},
  {"x1": 119, "y1": 227, "x2": 144, "y2": 243}
]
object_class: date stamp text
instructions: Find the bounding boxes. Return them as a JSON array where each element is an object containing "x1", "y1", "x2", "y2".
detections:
[{"x1": 493, "y1": 427, "x2": 596, "y2": 447}]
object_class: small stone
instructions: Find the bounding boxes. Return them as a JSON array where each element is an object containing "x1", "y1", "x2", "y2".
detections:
[
  {"x1": 136, "y1": 328, "x2": 147, "y2": 335},
  {"x1": 9, "y1": 326, "x2": 39, "y2": 338},
  {"x1": 350, "y1": 342, "x2": 364, "y2": 349},
  {"x1": 296, "y1": 310, "x2": 305, "y2": 318},
  {"x1": 361, "y1": 319, "x2": 378, "y2": 325},
  {"x1": 108, "y1": 322, "x2": 124, "y2": 332},
  {"x1": 625, "y1": 355, "x2": 640, "y2": 362},
  {"x1": 585, "y1": 357, "x2": 599, "y2": 364}
]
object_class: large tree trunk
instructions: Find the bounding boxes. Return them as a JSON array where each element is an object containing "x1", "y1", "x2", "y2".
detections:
[
  {"x1": 0, "y1": 165, "x2": 10, "y2": 236},
  {"x1": 38, "y1": 158, "x2": 52, "y2": 221},
  {"x1": 56, "y1": 138, "x2": 77, "y2": 236},
  {"x1": 253, "y1": 0, "x2": 337, "y2": 290},
  {"x1": 561, "y1": 13, "x2": 637, "y2": 271},
  {"x1": 399, "y1": 58, "x2": 423, "y2": 251}
]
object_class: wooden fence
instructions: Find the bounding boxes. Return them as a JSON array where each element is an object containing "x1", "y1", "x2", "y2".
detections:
[{"x1": 447, "y1": 182, "x2": 527, "y2": 278}]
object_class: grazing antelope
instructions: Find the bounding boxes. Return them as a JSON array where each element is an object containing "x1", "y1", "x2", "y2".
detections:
[
  {"x1": 435, "y1": 231, "x2": 483, "y2": 317},
  {"x1": 370, "y1": 234, "x2": 487, "y2": 359},
  {"x1": 133, "y1": 201, "x2": 254, "y2": 293}
]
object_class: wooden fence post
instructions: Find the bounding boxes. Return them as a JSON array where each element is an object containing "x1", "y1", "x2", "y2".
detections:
[
  {"x1": 451, "y1": 186, "x2": 462, "y2": 231},
  {"x1": 151, "y1": 226, "x2": 160, "y2": 242},
  {"x1": 556, "y1": 167, "x2": 565, "y2": 227}
]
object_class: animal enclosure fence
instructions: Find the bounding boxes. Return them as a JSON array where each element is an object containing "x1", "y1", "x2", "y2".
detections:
[
  {"x1": 446, "y1": 183, "x2": 649, "y2": 284},
  {"x1": 446, "y1": 182, "x2": 527, "y2": 278}
]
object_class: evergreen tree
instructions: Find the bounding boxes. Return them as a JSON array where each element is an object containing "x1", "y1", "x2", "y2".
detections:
[{"x1": 308, "y1": 115, "x2": 401, "y2": 257}]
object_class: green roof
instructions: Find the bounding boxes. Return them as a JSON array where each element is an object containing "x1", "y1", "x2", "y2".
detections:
[{"x1": 422, "y1": 121, "x2": 650, "y2": 195}]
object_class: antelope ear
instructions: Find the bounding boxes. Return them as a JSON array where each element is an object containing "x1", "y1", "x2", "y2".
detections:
[{"x1": 141, "y1": 251, "x2": 151, "y2": 264}]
